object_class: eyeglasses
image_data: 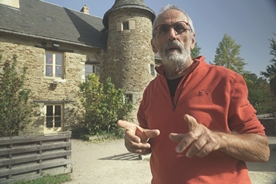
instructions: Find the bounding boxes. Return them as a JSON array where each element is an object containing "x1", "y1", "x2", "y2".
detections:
[{"x1": 154, "y1": 21, "x2": 191, "y2": 37}]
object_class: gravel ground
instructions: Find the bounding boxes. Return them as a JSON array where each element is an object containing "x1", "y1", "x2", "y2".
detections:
[{"x1": 64, "y1": 136, "x2": 276, "y2": 184}]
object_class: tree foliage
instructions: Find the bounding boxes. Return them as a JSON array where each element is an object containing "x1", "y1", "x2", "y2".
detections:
[
  {"x1": 0, "y1": 55, "x2": 37, "y2": 137},
  {"x1": 78, "y1": 73, "x2": 132, "y2": 136},
  {"x1": 261, "y1": 35, "x2": 276, "y2": 94},
  {"x1": 261, "y1": 34, "x2": 276, "y2": 118},
  {"x1": 211, "y1": 34, "x2": 246, "y2": 74},
  {"x1": 243, "y1": 72, "x2": 273, "y2": 114},
  {"x1": 191, "y1": 42, "x2": 201, "y2": 59}
]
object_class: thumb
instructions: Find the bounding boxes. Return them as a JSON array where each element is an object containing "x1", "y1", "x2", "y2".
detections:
[
  {"x1": 136, "y1": 126, "x2": 160, "y2": 143},
  {"x1": 184, "y1": 114, "x2": 199, "y2": 131},
  {"x1": 144, "y1": 129, "x2": 160, "y2": 139}
]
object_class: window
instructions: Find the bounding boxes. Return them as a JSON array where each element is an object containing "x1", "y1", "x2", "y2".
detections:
[
  {"x1": 45, "y1": 105, "x2": 63, "y2": 129},
  {"x1": 124, "y1": 94, "x2": 133, "y2": 104},
  {"x1": 45, "y1": 51, "x2": 63, "y2": 78},
  {"x1": 150, "y1": 64, "x2": 155, "y2": 76},
  {"x1": 85, "y1": 63, "x2": 99, "y2": 80},
  {"x1": 116, "y1": 20, "x2": 134, "y2": 31},
  {"x1": 123, "y1": 21, "x2": 129, "y2": 30}
]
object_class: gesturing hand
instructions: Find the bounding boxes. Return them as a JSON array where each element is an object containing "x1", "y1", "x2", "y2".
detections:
[
  {"x1": 117, "y1": 120, "x2": 160, "y2": 154},
  {"x1": 169, "y1": 114, "x2": 222, "y2": 158}
]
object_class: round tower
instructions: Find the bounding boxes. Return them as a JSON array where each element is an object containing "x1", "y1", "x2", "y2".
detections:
[{"x1": 102, "y1": 0, "x2": 156, "y2": 122}]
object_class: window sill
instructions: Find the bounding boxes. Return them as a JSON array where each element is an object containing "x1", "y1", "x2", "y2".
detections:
[{"x1": 44, "y1": 77, "x2": 66, "y2": 84}]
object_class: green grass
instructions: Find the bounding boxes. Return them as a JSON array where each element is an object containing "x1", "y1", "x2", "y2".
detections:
[{"x1": 12, "y1": 174, "x2": 71, "y2": 184}]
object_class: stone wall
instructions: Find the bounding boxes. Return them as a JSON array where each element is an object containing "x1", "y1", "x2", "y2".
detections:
[
  {"x1": 0, "y1": 32, "x2": 104, "y2": 134},
  {"x1": 102, "y1": 8, "x2": 155, "y2": 122}
]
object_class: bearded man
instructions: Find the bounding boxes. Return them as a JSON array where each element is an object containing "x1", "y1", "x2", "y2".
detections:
[{"x1": 118, "y1": 4, "x2": 270, "y2": 184}]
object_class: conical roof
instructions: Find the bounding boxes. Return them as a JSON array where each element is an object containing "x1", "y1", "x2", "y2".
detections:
[{"x1": 103, "y1": 0, "x2": 155, "y2": 29}]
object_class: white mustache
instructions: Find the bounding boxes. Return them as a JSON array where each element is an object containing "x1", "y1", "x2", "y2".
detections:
[{"x1": 163, "y1": 41, "x2": 184, "y2": 53}]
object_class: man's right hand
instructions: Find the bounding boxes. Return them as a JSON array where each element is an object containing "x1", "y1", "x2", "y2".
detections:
[{"x1": 117, "y1": 120, "x2": 160, "y2": 154}]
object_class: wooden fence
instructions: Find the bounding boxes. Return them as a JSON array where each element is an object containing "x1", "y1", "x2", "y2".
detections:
[{"x1": 0, "y1": 131, "x2": 72, "y2": 184}]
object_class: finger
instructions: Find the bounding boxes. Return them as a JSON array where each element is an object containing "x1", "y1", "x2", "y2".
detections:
[
  {"x1": 125, "y1": 128, "x2": 141, "y2": 143},
  {"x1": 117, "y1": 120, "x2": 136, "y2": 131},
  {"x1": 175, "y1": 134, "x2": 196, "y2": 153},
  {"x1": 169, "y1": 133, "x2": 184, "y2": 142},
  {"x1": 184, "y1": 114, "x2": 199, "y2": 131},
  {"x1": 135, "y1": 125, "x2": 149, "y2": 143},
  {"x1": 144, "y1": 129, "x2": 160, "y2": 139},
  {"x1": 185, "y1": 137, "x2": 208, "y2": 158},
  {"x1": 135, "y1": 126, "x2": 160, "y2": 143},
  {"x1": 118, "y1": 120, "x2": 141, "y2": 142},
  {"x1": 195, "y1": 144, "x2": 212, "y2": 157},
  {"x1": 195, "y1": 136, "x2": 220, "y2": 157},
  {"x1": 124, "y1": 139, "x2": 151, "y2": 153}
]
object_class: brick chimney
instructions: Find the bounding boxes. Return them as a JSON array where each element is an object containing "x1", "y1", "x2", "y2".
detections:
[{"x1": 80, "y1": 5, "x2": 89, "y2": 14}]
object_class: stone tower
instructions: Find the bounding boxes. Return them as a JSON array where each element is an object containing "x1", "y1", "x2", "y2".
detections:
[{"x1": 102, "y1": 0, "x2": 156, "y2": 122}]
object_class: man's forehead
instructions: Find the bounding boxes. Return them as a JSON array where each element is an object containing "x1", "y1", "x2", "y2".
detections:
[{"x1": 155, "y1": 9, "x2": 188, "y2": 25}]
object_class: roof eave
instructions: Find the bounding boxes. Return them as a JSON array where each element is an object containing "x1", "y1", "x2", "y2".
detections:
[{"x1": 0, "y1": 29, "x2": 106, "y2": 50}]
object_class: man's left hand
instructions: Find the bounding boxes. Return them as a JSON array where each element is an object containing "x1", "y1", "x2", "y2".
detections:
[{"x1": 169, "y1": 114, "x2": 221, "y2": 158}]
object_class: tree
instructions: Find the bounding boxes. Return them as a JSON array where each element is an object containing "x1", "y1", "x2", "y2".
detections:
[
  {"x1": 211, "y1": 34, "x2": 246, "y2": 74},
  {"x1": 261, "y1": 35, "x2": 276, "y2": 90},
  {"x1": 261, "y1": 34, "x2": 276, "y2": 118},
  {"x1": 0, "y1": 55, "x2": 38, "y2": 137},
  {"x1": 191, "y1": 42, "x2": 201, "y2": 59},
  {"x1": 78, "y1": 73, "x2": 132, "y2": 136},
  {"x1": 243, "y1": 72, "x2": 273, "y2": 114}
]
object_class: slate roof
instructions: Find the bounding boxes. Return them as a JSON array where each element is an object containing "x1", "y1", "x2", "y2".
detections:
[
  {"x1": 0, "y1": 0, "x2": 107, "y2": 49},
  {"x1": 103, "y1": 0, "x2": 155, "y2": 29}
]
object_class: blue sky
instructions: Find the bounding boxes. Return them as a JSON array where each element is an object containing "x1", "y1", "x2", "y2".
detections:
[{"x1": 44, "y1": 0, "x2": 276, "y2": 77}]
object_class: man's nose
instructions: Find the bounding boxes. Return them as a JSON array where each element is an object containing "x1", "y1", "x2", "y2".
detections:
[{"x1": 168, "y1": 27, "x2": 177, "y2": 40}]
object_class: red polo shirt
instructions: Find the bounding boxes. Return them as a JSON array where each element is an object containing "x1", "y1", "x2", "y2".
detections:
[{"x1": 138, "y1": 56, "x2": 265, "y2": 184}]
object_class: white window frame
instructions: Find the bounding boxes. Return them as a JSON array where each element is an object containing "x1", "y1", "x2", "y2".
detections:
[
  {"x1": 45, "y1": 51, "x2": 64, "y2": 78},
  {"x1": 44, "y1": 104, "x2": 64, "y2": 133}
]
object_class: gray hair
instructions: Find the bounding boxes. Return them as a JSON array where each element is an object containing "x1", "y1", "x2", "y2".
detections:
[{"x1": 152, "y1": 4, "x2": 195, "y2": 37}]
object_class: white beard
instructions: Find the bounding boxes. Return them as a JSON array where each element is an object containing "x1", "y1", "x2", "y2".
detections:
[{"x1": 159, "y1": 39, "x2": 191, "y2": 71}]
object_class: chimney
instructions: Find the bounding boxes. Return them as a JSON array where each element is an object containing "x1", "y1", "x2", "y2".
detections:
[
  {"x1": 0, "y1": 0, "x2": 20, "y2": 8},
  {"x1": 80, "y1": 5, "x2": 89, "y2": 14}
]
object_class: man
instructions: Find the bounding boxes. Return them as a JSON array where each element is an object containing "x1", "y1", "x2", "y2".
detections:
[{"x1": 118, "y1": 4, "x2": 270, "y2": 184}]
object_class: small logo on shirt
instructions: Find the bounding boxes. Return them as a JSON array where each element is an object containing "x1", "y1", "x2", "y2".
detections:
[{"x1": 198, "y1": 89, "x2": 208, "y2": 95}]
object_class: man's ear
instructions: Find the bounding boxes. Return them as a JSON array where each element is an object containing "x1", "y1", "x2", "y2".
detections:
[
  {"x1": 151, "y1": 39, "x2": 158, "y2": 53},
  {"x1": 190, "y1": 33, "x2": 196, "y2": 50}
]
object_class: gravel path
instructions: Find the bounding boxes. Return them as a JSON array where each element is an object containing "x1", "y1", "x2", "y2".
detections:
[{"x1": 64, "y1": 136, "x2": 276, "y2": 184}]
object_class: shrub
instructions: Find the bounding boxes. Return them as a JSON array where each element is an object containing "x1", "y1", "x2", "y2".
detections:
[
  {"x1": 78, "y1": 73, "x2": 132, "y2": 137},
  {"x1": 0, "y1": 55, "x2": 38, "y2": 137}
]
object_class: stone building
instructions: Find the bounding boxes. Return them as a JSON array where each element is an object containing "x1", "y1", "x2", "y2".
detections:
[{"x1": 0, "y1": 0, "x2": 157, "y2": 134}]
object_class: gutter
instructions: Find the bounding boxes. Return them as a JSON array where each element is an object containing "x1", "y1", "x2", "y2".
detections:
[{"x1": 0, "y1": 28, "x2": 106, "y2": 50}]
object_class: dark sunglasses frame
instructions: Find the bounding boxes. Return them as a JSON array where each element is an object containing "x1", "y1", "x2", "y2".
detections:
[{"x1": 154, "y1": 21, "x2": 191, "y2": 36}]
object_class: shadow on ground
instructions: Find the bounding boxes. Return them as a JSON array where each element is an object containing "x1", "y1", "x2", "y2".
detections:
[
  {"x1": 98, "y1": 137, "x2": 276, "y2": 173},
  {"x1": 99, "y1": 152, "x2": 141, "y2": 161}
]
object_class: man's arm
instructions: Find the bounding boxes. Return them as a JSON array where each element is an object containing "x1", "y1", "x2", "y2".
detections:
[
  {"x1": 217, "y1": 132, "x2": 269, "y2": 162},
  {"x1": 169, "y1": 114, "x2": 270, "y2": 162}
]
